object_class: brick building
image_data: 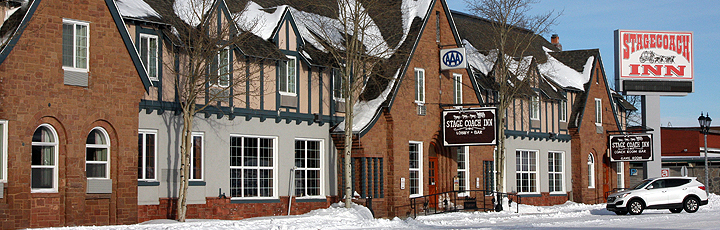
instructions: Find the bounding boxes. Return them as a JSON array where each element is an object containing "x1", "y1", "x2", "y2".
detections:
[
  {"x1": 659, "y1": 127, "x2": 720, "y2": 194},
  {"x1": 0, "y1": 0, "x2": 150, "y2": 228}
]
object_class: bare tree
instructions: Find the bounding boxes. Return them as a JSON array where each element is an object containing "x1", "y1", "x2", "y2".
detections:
[
  {"x1": 293, "y1": 0, "x2": 405, "y2": 208},
  {"x1": 162, "y1": 0, "x2": 263, "y2": 221},
  {"x1": 465, "y1": 0, "x2": 560, "y2": 208}
]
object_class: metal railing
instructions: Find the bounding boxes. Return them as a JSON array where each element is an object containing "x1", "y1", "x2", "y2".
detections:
[{"x1": 409, "y1": 190, "x2": 521, "y2": 218}]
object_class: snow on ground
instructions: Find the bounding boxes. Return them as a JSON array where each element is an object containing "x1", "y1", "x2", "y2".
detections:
[{"x1": 39, "y1": 194, "x2": 720, "y2": 230}]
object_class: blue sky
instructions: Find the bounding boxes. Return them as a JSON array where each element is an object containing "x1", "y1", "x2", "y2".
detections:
[{"x1": 446, "y1": 0, "x2": 719, "y2": 127}]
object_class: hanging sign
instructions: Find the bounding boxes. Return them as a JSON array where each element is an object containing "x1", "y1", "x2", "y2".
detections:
[
  {"x1": 443, "y1": 107, "x2": 496, "y2": 146},
  {"x1": 440, "y1": 47, "x2": 467, "y2": 70},
  {"x1": 609, "y1": 134, "x2": 653, "y2": 162}
]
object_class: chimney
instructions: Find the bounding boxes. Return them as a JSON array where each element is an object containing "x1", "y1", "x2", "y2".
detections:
[{"x1": 551, "y1": 34, "x2": 562, "y2": 51}]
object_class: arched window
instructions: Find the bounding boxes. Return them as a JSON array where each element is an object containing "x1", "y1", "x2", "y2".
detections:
[
  {"x1": 588, "y1": 153, "x2": 595, "y2": 188},
  {"x1": 32, "y1": 124, "x2": 58, "y2": 192},
  {"x1": 86, "y1": 127, "x2": 110, "y2": 179}
]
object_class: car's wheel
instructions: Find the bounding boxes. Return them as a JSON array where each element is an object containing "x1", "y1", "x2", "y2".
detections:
[
  {"x1": 614, "y1": 210, "x2": 628, "y2": 215},
  {"x1": 628, "y1": 200, "x2": 644, "y2": 215},
  {"x1": 683, "y1": 197, "x2": 700, "y2": 213},
  {"x1": 669, "y1": 208, "x2": 682, "y2": 213}
]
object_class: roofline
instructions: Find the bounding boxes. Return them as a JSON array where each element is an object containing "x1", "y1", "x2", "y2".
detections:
[
  {"x1": 106, "y1": 0, "x2": 153, "y2": 91},
  {"x1": 357, "y1": 0, "x2": 440, "y2": 137},
  {"x1": 596, "y1": 53, "x2": 624, "y2": 132},
  {"x1": 0, "y1": 0, "x2": 40, "y2": 65}
]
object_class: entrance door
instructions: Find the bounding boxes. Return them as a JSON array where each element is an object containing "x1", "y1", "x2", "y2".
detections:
[
  {"x1": 603, "y1": 155, "x2": 612, "y2": 198},
  {"x1": 428, "y1": 156, "x2": 438, "y2": 195}
]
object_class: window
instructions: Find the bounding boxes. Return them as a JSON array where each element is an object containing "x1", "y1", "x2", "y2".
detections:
[
  {"x1": 217, "y1": 48, "x2": 230, "y2": 87},
  {"x1": 0, "y1": 120, "x2": 7, "y2": 182},
  {"x1": 139, "y1": 34, "x2": 158, "y2": 81},
  {"x1": 453, "y1": 73, "x2": 462, "y2": 104},
  {"x1": 483, "y1": 160, "x2": 494, "y2": 195},
  {"x1": 616, "y1": 162, "x2": 624, "y2": 188},
  {"x1": 230, "y1": 136, "x2": 276, "y2": 198},
  {"x1": 530, "y1": 96, "x2": 540, "y2": 120},
  {"x1": 595, "y1": 98, "x2": 602, "y2": 125},
  {"x1": 333, "y1": 68, "x2": 345, "y2": 101},
  {"x1": 409, "y1": 141, "x2": 423, "y2": 197},
  {"x1": 588, "y1": 153, "x2": 595, "y2": 188},
  {"x1": 32, "y1": 124, "x2": 58, "y2": 192},
  {"x1": 457, "y1": 147, "x2": 468, "y2": 194},
  {"x1": 548, "y1": 151, "x2": 563, "y2": 193},
  {"x1": 295, "y1": 139, "x2": 322, "y2": 197},
  {"x1": 86, "y1": 127, "x2": 110, "y2": 179},
  {"x1": 559, "y1": 100, "x2": 567, "y2": 122},
  {"x1": 138, "y1": 130, "x2": 156, "y2": 181},
  {"x1": 515, "y1": 150, "x2": 537, "y2": 193},
  {"x1": 279, "y1": 56, "x2": 296, "y2": 95},
  {"x1": 191, "y1": 133, "x2": 204, "y2": 181},
  {"x1": 414, "y1": 68, "x2": 425, "y2": 103},
  {"x1": 62, "y1": 19, "x2": 89, "y2": 71}
]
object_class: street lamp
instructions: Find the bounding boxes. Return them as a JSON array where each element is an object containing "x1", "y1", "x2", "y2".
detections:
[{"x1": 698, "y1": 112, "x2": 711, "y2": 196}]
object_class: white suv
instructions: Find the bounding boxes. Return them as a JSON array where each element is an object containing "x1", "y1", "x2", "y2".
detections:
[{"x1": 606, "y1": 177, "x2": 708, "y2": 215}]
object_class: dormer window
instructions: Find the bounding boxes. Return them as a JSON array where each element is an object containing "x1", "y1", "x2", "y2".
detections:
[
  {"x1": 333, "y1": 68, "x2": 345, "y2": 101},
  {"x1": 217, "y1": 48, "x2": 230, "y2": 87},
  {"x1": 530, "y1": 96, "x2": 540, "y2": 120},
  {"x1": 139, "y1": 34, "x2": 158, "y2": 81},
  {"x1": 279, "y1": 56, "x2": 296, "y2": 95}
]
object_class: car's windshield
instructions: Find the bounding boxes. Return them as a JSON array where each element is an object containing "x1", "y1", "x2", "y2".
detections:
[{"x1": 631, "y1": 179, "x2": 653, "y2": 189}]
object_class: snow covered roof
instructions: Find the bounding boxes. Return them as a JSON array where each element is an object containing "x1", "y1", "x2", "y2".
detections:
[
  {"x1": 116, "y1": 0, "x2": 160, "y2": 19},
  {"x1": 538, "y1": 47, "x2": 594, "y2": 91}
]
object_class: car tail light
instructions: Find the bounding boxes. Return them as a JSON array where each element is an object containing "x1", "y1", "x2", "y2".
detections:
[{"x1": 699, "y1": 186, "x2": 706, "y2": 191}]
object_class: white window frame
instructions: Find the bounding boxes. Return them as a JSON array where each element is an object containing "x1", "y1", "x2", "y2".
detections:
[
  {"x1": 217, "y1": 48, "x2": 230, "y2": 87},
  {"x1": 616, "y1": 162, "x2": 624, "y2": 188},
  {"x1": 588, "y1": 153, "x2": 595, "y2": 188},
  {"x1": 333, "y1": 68, "x2": 345, "y2": 102},
  {"x1": 409, "y1": 141, "x2": 423, "y2": 198},
  {"x1": 294, "y1": 138, "x2": 324, "y2": 198},
  {"x1": 559, "y1": 100, "x2": 567, "y2": 122},
  {"x1": 280, "y1": 56, "x2": 297, "y2": 96},
  {"x1": 190, "y1": 132, "x2": 204, "y2": 181},
  {"x1": 138, "y1": 129, "x2": 157, "y2": 181},
  {"x1": 31, "y1": 124, "x2": 59, "y2": 193},
  {"x1": 453, "y1": 73, "x2": 462, "y2": 104},
  {"x1": 0, "y1": 120, "x2": 7, "y2": 183},
  {"x1": 86, "y1": 127, "x2": 110, "y2": 179},
  {"x1": 229, "y1": 135, "x2": 279, "y2": 199},
  {"x1": 414, "y1": 68, "x2": 425, "y2": 104},
  {"x1": 595, "y1": 98, "x2": 602, "y2": 126},
  {"x1": 530, "y1": 96, "x2": 540, "y2": 120},
  {"x1": 515, "y1": 149, "x2": 538, "y2": 194},
  {"x1": 457, "y1": 146, "x2": 469, "y2": 197},
  {"x1": 139, "y1": 33, "x2": 158, "y2": 81},
  {"x1": 548, "y1": 151, "x2": 564, "y2": 193},
  {"x1": 62, "y1": 19, "x2": 89, "y2": 72}
]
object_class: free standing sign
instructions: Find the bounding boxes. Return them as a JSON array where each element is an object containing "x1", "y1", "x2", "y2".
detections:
[
  {"x1": 609, "y1": 134, "x2": 653, "y2": 162},
  {"x1": 443, "y1": 108, "x2": 496, "y2": 146},
  {"x1": 615, "y1": 30, "x2": 694, "y2": 94}
]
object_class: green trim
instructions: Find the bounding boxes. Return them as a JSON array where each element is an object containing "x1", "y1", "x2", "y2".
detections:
[
  {"x1": 138, "y1": 181, "x2": 160, "y2": 186},
  {"x1": 189, "y1": 181, "x2": 206, "y2": 186},
  {"x1": 105, "y1": 0, "x2": 152, "y2": 91},
  {"x1": 295, "y1": 198, "x2": 328, "y2": 203},
  {"x1": 518, "y1": 193, "x2": 542, "y2": 198},
  {"x1": 0, "y1": 0, "x2": 41, "y2": 65},
  {"x1": 230, "y1": 199, "x2": 281, "y2": 204}
]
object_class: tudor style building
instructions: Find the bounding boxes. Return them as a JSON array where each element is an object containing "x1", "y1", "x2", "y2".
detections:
[{"x1": 0, "y1": 0, "x2": 150, "y2": 228}]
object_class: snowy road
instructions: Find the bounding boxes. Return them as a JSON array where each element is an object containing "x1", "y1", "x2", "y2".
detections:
[{"x1": 41, "y1": 194, "x2": 720, "y2": 230}]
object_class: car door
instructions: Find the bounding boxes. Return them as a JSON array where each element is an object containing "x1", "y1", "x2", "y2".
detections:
[
  {"x1": 665, "y1": 179, "x2": 691, "y2": 205},
  {"x1": 643, "y1": 179, "x2": 669, "y2": 207}
]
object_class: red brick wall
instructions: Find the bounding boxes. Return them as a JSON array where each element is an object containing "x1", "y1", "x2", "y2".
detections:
[
  {"x1": 519, "y1": 193, "x2": 569, "y2": 206},
  {"x1": 570, "y1": 61, "x2": 621, "y2": 204},
  {"x1": 345, "y1": 1, "x2": 495, "y2": 218},
  {"x1": 0, "y1": 0, "x2": 143, "y2": 228},
  {"x1": 138, "y1": 197, "x2": 332, "y2": 222}
]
